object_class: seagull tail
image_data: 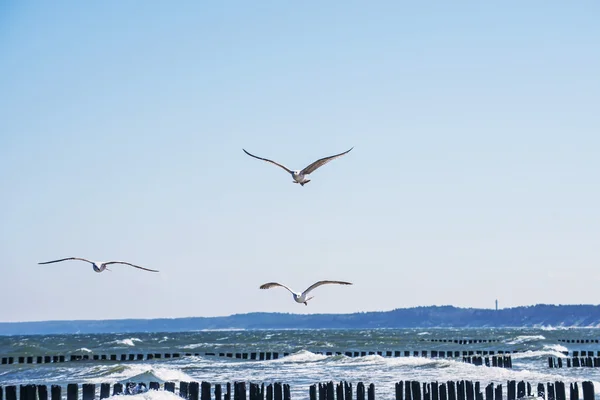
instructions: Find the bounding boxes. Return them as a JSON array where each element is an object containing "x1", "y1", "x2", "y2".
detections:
[{"x1": 300, "y1": 180, "x2": 311, "y2": 186}]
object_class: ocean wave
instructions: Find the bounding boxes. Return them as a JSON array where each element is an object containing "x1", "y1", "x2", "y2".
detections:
[
  {"x1": 107, "y1": 390, "x2": 182, "y2": 400},
  {"x1": 542, "y1": 344, "x2": 568, "y2": 353},
  {"x1": 88, "y1": 364, "x2": 194, "y2": 384},
  {"x1": 506, "y1": 335, "x2": 545, "y2": 345},
  {"x1": 112, "y1": 338, "x2": 143, "y2": 347},
  {"x1": 271, "y1": 350, "x2": 327, "y2": 363},
  {"x1": 510, "y1": 349, "x2": 569, "y2": 360},
  {"x1": 74, "y1": 348, "x2": 93, "y2": 353}
]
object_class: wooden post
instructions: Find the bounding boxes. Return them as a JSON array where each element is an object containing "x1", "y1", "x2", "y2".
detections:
[
  {"x1": 67, "y1": 384, "x2": 78, "y2": 400},
  {"x1": 345, "y1": 382, "x2": 353, "y2": 400},
  {"x1": 249, "y1": 384, "x2": 259, "y2": 400},
  {"x1": 275, "y1": 383, "x2": 283, "y2": 400},
  {"x1": 165, "y1": 383, "x2": 176, "y2": 393},
  {"x1": 38, "y1": 385, "x2": 48, "y2": 400},
  {"x1": 226, "y1": 383, "x2": 231, "y2": 400},
  {"x1": 100, "y1": 383, "x2": 111, "y2": 398},
  {"x1": 82, "y1": 384, "x2": 95, "y2": 400},
  {"x1": 431, "y1": 382, "x2": 438, "y2": 400},
  {"x1": 357, "y1": 383, "x2": 365, "y2": 400},
  {"x1": 569, "y1": 383, "x2": 579, "y2": 400},
  {"x1": 507, "y1": 381, "x2": 516, "y2": 400},
  {"x1": 5, "y1": 387, "x2": 16, "y2": 400},
  {"x1": 150, "y1": 383, "x2": 160, "y2": 391},
  {"x1": 283, "y1": 384, "x2": 290, "y2": 400},
  {"x1": 456, "y1": 381, "x2": 465, "y2": 400},
  {"x1": 554, "y1": 382, "x2": 566, "y2": 400},
  {"x1": 549, "y1": 383, "x2": 556, "y2": 400},
  {"x1": 215, "y1": 384, "x2": 222, "y2": 400},
  {"x1": 237, "y1": 382, "x2": 247, "y2": 400},
  {"x1": 581, "y1": 382, "x2": 593, "y2": 400},
  {"x1": 412, "y1": 382, "x2": 421, "y2": 400},
  {"x1": 201, "y1": 382, "x2": 211, "y2": 400},
  {"x1": 396, "y1": 382, "x2": 404, "y2": 400},
  {"x1": 310, "y1": 385, "x2": 317, "y2": 400},
  {"x1": 465, "y1": 381, "x2": 474, "y2": 400},
  {"x1": 113, "y1": 383, "x2": 123, "y2": 396},
  {"x1": 494, "y1": 384, "x2": 501, "y2": 400},
  {"x1": 51, "y1": 386, "x2": 61, "y2": 400},
  {"x1": 475, "y1": 382, "x2": 483, "y2": 400},
  {"x1": 439, "y1": 384, "x2": 447, "y2": 400},
  {"x1": 447, "y1": 382, "x2": 456, "y2": 400},
  {"x1": 327, "y1": 382, "x2": 335, "y2": 400},
  {"x1": 368, "y1": 384, "x2": 375, "y2": 400},
  {"x1": 424, "y1": 383, "x2": 431, "y2": 400},
  {"x1": 484, "y1": 384, "x2": 493, "y2": 400},
  {"x1": 181, "y1": 382, "x2": 190, "y2": 399},
  {"x1": 538, "y1": 385, "x2": 545, "y2": 400},
  {"x1": 337, "y1": 382, "x2": 344, "y2": 400},
  {"x1": 517, "y1": 382, "x2": 525, "y2": 399},
  {"x1": 405, "y1": 381, "x2": 412, "y2": 400},
  {"x1": 189, "y1": 382, "x2": 199, "y2": 400},
  {"x1": 267, "y1": 384, "x2": 273, "y2": 400}
]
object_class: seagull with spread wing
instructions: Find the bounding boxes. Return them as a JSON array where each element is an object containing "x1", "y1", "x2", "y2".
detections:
[
  {"x1": 259, "y1": 280, "x2": 353, "y2": 306},
  {"x1": 243, "y1": 147, "x2": 353, "y2": 186},
  {"x1": 38, "y1": 257, "x2": 159, "y2": 273}
]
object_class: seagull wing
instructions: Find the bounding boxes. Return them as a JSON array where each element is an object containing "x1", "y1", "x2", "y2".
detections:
[
  {"x1": 300, "y1": 147, "x2": 353, "y2": 175},
  {"x1": 103, "y1": 261, "x2": 159, "y2": 272},
  {"x1": 38, "y1": 257, "x2": 93, "y2": 265},
  {"x1": 302, "y1": 280, "x2": 353, "y2": 296},
  {"x1": 259, "y1": 282, "x2": 296, "y2": 295},
  {"x1": 243, "y1": 149, "x2": 293, "y2": 174}
]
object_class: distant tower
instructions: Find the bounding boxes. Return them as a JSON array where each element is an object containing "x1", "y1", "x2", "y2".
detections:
[{"x1": 495, "y1": 299, "x2": 498, "y2": 311}]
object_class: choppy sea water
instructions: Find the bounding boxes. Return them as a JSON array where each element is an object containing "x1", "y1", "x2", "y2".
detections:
[{"x1": 1, "y1": 328, "x2": 599, "y2": 400}]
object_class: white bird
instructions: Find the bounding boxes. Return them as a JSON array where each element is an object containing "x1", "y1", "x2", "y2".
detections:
[
  {"x1": 37, "y1": 257, "x2": 159, "y2": 273},
  {"x1": 259, "y1": 280, "x2": 353, "y2": 306},
  {"x1": 243, "y1": 147, "x2": 353, "y2": 186}
]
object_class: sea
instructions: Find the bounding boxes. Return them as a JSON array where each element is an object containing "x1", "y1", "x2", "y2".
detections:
[{"x1": 1, "y1": 328, "x2": 599, "y2": 400}]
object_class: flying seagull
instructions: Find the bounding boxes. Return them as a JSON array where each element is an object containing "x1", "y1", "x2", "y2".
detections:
[
  {"x1": 259, "y1": 280, "x2": 352, "y2": 305},
  {"x1": 243, "y1": 147, "x2": 353, "y2": 186},
  {"x1": 38, "y1": 257, "x2": 159, "y2": 273}
]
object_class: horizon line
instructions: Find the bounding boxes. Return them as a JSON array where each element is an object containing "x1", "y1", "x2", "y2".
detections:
[{"x1": 2, "y1": 303, "x2": 599, "y2": 325}]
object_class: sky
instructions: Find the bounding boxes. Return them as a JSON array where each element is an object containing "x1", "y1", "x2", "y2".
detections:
[{"x1": 0, "y1": 1, "x2": 599, "y2": 323}]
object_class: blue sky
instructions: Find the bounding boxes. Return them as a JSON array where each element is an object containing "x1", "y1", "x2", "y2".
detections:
[{"x1": 1, "y1": 1, "x2": 598, "y2": 322}]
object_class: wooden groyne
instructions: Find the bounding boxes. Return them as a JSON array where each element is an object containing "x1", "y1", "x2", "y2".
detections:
[
  {"x1": 0, "y1": 380, "x2": 594, "y2": 400},
  {"x1": 548, "y1": 356, "x2": 600, "y2": 368},
  {"x1": 0, "y1": 350, "x2": 519, "y2": 365},
  {"x1": 420, "y1": 339, "x2": 501, "y2": 344},
  {"x1": 557, "y1": 339, "x2": 599, "y2": 344},
  {"x1": 311, "y1": 380, "x2": 596, "y2": 400}
]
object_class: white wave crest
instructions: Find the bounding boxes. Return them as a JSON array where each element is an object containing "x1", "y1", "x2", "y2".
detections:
[
  {"x1": 75, "y1": 348, "x2": 93, "y2": 353},
  {"x1": 113, "y1": 338, "x2": 143, "y2": 347},
  {"x1": 108, "y1": 390, "x2": 181, "y2": 400},
  {"x1": 89, "y1": 364, "x2": 194, "y2": 384},
  {"x1": 506, "y1": 335, "x2": 545, "y2": 345},
  {"x1": 543, "y1": 344, "x2": 568, "y2": 353},
  {"x1": 272, "y1": 350, "x2": 327, "y2": 363}
]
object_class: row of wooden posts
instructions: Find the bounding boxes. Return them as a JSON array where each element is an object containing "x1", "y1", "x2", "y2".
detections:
[
  {"x1": 462, "y1": 356, "x2": 512, "y2": 368},
  {"x1": 0, "y1": 380, "x2": 595, "y2": 400},
  {"x1": 548, "y1": 356, "x2": 600, "y2": 368},
  {"x1": 420, "y1": 339, "x2": 500, "y2": 344},
  {"x1": 0, "y1": 350, "x2": 520, "y2": 365},
  {"x1": 557, "y1": 339, "x2": 599, "y2": 343}
]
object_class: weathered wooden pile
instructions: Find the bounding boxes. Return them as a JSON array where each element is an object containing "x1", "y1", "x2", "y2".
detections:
[{"x1": 0, "y1": 380, "x2": 595, "y2": 400}]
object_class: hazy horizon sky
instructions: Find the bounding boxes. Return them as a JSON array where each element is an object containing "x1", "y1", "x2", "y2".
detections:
[{"x1": 1, "y1": 1, "x2": 599, "y2": 323}]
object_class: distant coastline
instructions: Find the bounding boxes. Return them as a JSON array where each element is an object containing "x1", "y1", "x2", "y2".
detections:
[{"x1": 1, "y1": 304, "x2": 599, "y2": 335}]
